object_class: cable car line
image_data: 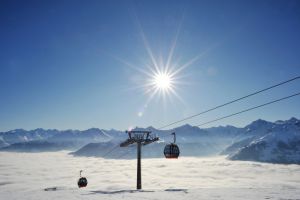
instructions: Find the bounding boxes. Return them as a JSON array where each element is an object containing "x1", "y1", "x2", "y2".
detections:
[
  {"x1": 101, "y1": 144, "x2": 121, "y2": 158},
  {"x1": 158, "y1": 76, "x2": 300, "y2": 129},
  {"x1": 116, "y1": 147, "x2": 135, "y2": 159},
  {"x1": 98, "y1": 76, "x2": 300, "y2": 160},
  {"x1": 112, "y1": 89, "x2": 300, "y2": 160},
  {"x1": 76, "y1": 78, "x2": 300, "y2": 189},
  {"x1": 196, "y1": 91, "x2": 300, "y2": 127}
]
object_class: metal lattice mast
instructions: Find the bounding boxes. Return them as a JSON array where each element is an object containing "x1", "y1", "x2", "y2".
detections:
[{"x1": 120, "y1": 130, "x2": 159, "y2": 190}]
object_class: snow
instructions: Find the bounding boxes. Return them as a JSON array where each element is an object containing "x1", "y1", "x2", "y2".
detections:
[
  {"x1": 100, "y1": 130, "x2": 113, "y2": 140},
  {"x1": 231, "y1": 129, "x2": 300, "y2": 163},
  {"x1": 0, "y1": 151, "x2": 300, "y2": 200}
]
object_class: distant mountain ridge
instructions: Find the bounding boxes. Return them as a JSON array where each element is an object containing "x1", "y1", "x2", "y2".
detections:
[
  {"x1": 1, "y1": 118, "x2": 300, "y2": 164},
  {"x1": 0, "y1": 128, "x2": 122, "y2": 150}
]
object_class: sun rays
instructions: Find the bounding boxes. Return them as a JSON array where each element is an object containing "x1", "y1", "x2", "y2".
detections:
[{"x1": 111, "y1": 15, "x2": 206, "y2": 118}]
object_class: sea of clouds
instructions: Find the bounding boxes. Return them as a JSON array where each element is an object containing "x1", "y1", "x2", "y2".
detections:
[{"x1": 0, "y1": 151, "x2": 300, "y2": 200}]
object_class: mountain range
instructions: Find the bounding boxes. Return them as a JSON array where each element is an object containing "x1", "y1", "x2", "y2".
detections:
[{"x1": 0, "y1": 118, "x2": 299, "y2": 164}]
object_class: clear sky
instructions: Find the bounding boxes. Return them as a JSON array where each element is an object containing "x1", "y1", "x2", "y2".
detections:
[{"x1": 0, "y1": 0, "x2": 300, "y2": 131}]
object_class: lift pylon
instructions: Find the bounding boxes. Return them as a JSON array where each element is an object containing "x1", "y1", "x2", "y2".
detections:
[{"x1": 120, "y1": 130, "x2": 159, "y2": 190}]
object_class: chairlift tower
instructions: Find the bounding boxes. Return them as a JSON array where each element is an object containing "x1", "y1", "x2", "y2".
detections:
[{"x1": 120, "y1": 130, "x2": 159, "y2": 190}]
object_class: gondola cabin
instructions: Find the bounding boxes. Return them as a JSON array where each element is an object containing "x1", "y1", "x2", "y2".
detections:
[
  {"x1": 164, "y1": 143, "x2": 180, "y2": 158},
  {"x1": 77, "y1": 170, "x2": 88, "y2": 188},
  {"x1": 164, "y1": 132, "x2": 180, "y2": 159}
]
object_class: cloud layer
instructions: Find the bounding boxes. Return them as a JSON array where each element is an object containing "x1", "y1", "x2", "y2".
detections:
[{"x1": 0, "y1": 152, "x2": 300, "y2": 200}]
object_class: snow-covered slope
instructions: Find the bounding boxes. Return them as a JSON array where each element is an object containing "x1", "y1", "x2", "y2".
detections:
[
  {"x1": 228, "y1": 118, "x2": 300, "y2": 164},
  {"x1": 0, "y1": 137, "x2": 9, "y2": 148}
]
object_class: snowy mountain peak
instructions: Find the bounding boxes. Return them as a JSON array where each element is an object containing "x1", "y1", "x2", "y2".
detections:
[
  {"x1": 83, "y1": 128, "x2": 101, "y2": 133},
  {"x1": 287, "y1": 117, "x2": 300, "y2": 124},
  {"x1": 246, "y1": 119, "x2": 271, "y2": 128},
  {"x1": 7, "y1": 129, "x2": 26, "y2": 134},
  {"x1": 174, "y1": 124, "x2": 202, "y2": 132},
  {"x1": 145, "y1": 126, "x2": 157, "y2": 131},
  {"x1": 275, "y1": 117, "x2": 299, "y2": 125}
]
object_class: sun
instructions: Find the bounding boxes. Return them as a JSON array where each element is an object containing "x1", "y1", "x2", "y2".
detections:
[
  {"x1": 153, "y1": 72, "x2": 172, "y2": 90},
  {"x1": 114, "y1": 16, "x2": 200, "y2": 112}
]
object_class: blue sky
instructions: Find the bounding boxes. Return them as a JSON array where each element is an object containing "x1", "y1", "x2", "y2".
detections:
[{"x1": 0, "y1": 0, "x2": 300, "y2": 131}]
